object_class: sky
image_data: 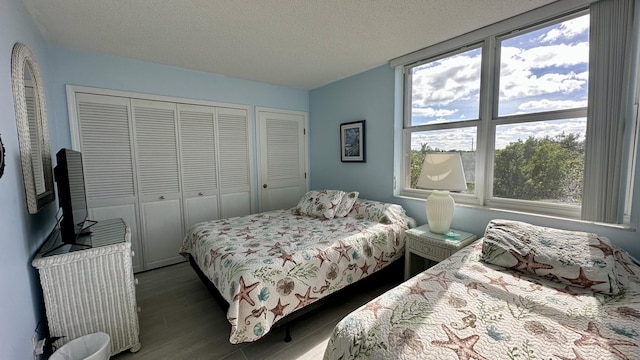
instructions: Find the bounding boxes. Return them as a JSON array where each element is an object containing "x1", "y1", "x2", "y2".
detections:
[{"x1": 410, "y1": 14, "x2": 589, "y2": 151}]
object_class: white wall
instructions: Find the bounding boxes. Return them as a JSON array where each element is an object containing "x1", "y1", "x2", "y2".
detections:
[{"x1": 0, "y1": 0, "x2": 59, "y2": 358}]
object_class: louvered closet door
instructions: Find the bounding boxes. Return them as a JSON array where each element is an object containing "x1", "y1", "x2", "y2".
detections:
[
  {"x1": 75, "y1": 93, "x2": 143, "y2": 272},
  {"x1": 216, "y1": 107, "x2": 251, "y2": 218},
  {"x1": 257, "y1": 109, "x2": 307, "y2": 212},
  {"x1": 178, "y1": 104, "x2": 219, "y2": 231},
  {"x1": 132, "y1": 99, "x2": 184, "y2": 269}
]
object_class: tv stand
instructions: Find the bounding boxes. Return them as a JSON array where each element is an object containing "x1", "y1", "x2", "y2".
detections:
[{"x1": 32, "y1": 218, "x2": 141, "y2": 355}]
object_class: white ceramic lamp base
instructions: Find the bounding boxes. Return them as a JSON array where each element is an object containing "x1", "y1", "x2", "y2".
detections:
[{"x1": 426, "y1": 190, "x2": 455, "y2": 234}]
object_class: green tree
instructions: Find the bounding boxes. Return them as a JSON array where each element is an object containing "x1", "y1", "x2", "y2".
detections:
[
  {"x1": 410, "y1": 143, "x2": 431, "y2": 188},
  {"x1": 493, "y1": 133, "x2": 584, "y2": 203}
]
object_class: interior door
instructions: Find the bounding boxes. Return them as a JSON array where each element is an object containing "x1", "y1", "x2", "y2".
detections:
[{"x1": 257, "y1": 108, "x2": 308, "y2": 212}]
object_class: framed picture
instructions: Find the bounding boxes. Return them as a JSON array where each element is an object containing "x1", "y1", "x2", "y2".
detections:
[{"x1": 340, "y1": 120, "x2": 365, "y2": 162}]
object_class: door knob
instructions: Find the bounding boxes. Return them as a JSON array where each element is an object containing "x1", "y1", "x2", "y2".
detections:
[{"x1": 263, "y1": 184, "x2": 267, "y2": 188}]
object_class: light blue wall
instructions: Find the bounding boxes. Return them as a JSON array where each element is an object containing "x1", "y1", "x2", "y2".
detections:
[
  {"x1": 0, "y1": 0, "x2": 58, "y2": 358},
  {"x1": 2, "y1": 9, "x2": 309, "y2": 358},
  {"x1": 309, "y1": 64, "x2": 640, "y2": 258},
  {"x1": 309, "y1": 66, "x2": 397, "y2": 201},
  {"x1": 46, "y1": 47, "x2": 309, "y2": 152}
]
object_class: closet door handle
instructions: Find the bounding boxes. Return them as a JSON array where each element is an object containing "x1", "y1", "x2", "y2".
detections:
[
  {"x1": 159, "y1": 195, "x2": 165, "y2": 200},
  {"x1": 263, "y1": 184, "x2": 267, "y2": 188},
  {"x1": 199, "y1": 192, "x2": 204, "y2": 196}
]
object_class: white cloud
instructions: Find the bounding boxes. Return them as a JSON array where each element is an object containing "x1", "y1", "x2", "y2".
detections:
[
  {"x1": 411, "y1": 50, "x2": 481, "y2": 108},
  {"x1": 411, "y1": 107, "x2": 458, "y2": 118},
  {"x1": 411, "y1": 127, "x2": 477, "y2": 151},
  {"x1": 517, "y1": 98, "x2": 587, "y2": 112},
  {"x1": 495, "y1": 119, "x2": 586, "y2": 149},
  {"x1": 539, "y1": 15, "x2": 589, "y2": 43}
]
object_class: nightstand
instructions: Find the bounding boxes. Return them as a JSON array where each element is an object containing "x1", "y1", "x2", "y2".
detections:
[{"x1": 404, "y1": 224, "x2": 477, "y2": 280}]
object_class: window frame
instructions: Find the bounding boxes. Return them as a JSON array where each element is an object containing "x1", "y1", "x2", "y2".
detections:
[{"x1": 395, "y1": 3, "x2": 636, "y2": 223}]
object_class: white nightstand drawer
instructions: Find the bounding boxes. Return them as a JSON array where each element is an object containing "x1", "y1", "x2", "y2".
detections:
[{"x1": 408, "y1": 237, "x2": 451, "y2": 261}]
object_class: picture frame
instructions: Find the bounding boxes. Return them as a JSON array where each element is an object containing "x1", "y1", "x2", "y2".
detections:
[{"x1": 340, "y1": 120, "x2": 365, "y2": 162}]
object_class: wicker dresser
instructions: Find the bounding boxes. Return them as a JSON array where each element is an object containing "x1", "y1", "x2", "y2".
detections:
[{"x1": 32, "y1": 218, "x2": 141, "y2": 355}]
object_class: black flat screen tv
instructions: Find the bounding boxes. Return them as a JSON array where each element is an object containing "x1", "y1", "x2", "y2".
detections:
[{"x1": 54, "y1": 148, "x2": 95, "y2": 244}]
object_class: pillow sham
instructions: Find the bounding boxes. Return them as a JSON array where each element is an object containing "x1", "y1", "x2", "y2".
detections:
[
  {"x1": 481, "y1": 219, "x2": 620, "y2": 294},
  {"x1": 294, "y1": 190, "x2": 345, "y2": 219},
  {"x1": 334, "y1": 191, "x2": 359, "y2": 217}
]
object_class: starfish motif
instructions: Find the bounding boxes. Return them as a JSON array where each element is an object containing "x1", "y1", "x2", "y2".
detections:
[
  {"x1": 209, "y1": 247, "x2": 224, "y2": 267},
  {"x1": 589, "y1": 237, "x2": 614, "y2": 257},
  {"x1": 362, "y1": 298, "x2": 387, "y2": 318},
  {"x1": 242, "y1": 248, "x2": 258, "y2": 256},
  {"x1": 484, "y1": 275, "x2": 512, "y2": 292},
  {"x1": 359, "y1": 262, "x2": 371, "y2": 276},
  {"x1": 431, "y1": 324, "x2": 489, "y2": 360},
  {"x1": 267, "y1": 242, "x2": 283, "y2": 252},
  {"x1": 235, "y1": 226, "x2": 252, "y2": 235},
  {"x1": 562, "y1": 321, "x2": 637, "y2": 360},
  {"x1": 555, "y1": 348, "x2": 586, "y2": 360},
  {"x1": 293, "y1": 287, "x2": 318, "y2": 310},
  {"x1": 233, "y1": 276, "x2": 260, "y2": 306},
  {"x1": 279, "y1": 252, "x2": 297, "y2": 266},
  {"x1": 508, "y1": 249, "x2": 553, "y2": 274},
  {"x1": 269, "y1": 298, "x2": 290, "y2": 322},
  {"x1": 276, "y1": 231, "x2": 288, "y2": 237},
  {"x1": 422, "y1": 271, "x2": 452, "y2": 290},
  {"x1": 217, "y1": 231, "x2": 228, "y2": 236},
  {"x1": 314, "y1": 248, "x2": 329, "y2": 267},
  {"x1": 405, "y1": 282, "x2": 433, "y2": 299},
  {"x1": 562, "y1": 268, "x2": 606, "y2": 289},
  {"x1": 334, "y1": 240, "x2": 353, "y2": 263},
  {"x1": 615, "y1": 251, "x2": 636, "y2": 275},
  {"x1": 373, "y1": 253, "x2": 389, "y2": 271},
  {"x1": 350, "y1": 202, "x2": 362, "y2": 213},
  {"x1": 244, "y1": 234, "x2": 255, "y2": 241}
]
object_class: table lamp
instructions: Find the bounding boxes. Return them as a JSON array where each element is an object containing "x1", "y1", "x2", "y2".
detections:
[{"x1": 416, "y1": 152, "x2": 467, "y2": 234}]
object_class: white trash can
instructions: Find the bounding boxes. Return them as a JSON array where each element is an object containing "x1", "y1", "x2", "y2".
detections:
[{"x1": 50, "y1": 332, "x2": 111, "y2": 360}]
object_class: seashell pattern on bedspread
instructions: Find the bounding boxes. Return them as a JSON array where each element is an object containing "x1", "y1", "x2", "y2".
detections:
[
  {"x1": 180, "y1": 199, "x2": 415, "y2": 343},
  {"x1": 324, "y1": 239, "x2": 640, "y2": 360}
]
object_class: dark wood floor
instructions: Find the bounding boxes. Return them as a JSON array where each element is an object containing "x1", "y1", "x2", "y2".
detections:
[{"x1": 112, "y1": 261, "x2": 403, "y2": 360}]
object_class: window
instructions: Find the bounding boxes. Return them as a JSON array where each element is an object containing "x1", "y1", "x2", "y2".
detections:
[{"x1": 398, "y1": 3, "x2": 638, "y2": 224}]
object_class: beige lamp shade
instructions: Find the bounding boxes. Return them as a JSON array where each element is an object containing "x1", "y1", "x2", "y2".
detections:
[
  {"x1": 417, "y1": 152, "x2": 467, "y2": 234},
  {"x1": 416, "y1": 152, "x2": 467, "y2": 191}
]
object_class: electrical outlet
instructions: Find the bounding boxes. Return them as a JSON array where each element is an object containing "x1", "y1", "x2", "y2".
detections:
[
  {"x1": 32, "y1": 332, "x2": 38, "y2": 351},
  {"x1": 32, "y1": 331, "x2": 45, "y2": 358},
  {"x1": 35, "y1": 339, "x2": 46, "y2": 356}
]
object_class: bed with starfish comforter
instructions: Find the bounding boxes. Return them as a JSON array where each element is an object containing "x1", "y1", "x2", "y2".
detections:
[
  {"x1": 324, "y1": 219, "x2": 640, "y2": 360},
  {"x1": 180, "y1": 195, "x2": 415, "y2": 344}
]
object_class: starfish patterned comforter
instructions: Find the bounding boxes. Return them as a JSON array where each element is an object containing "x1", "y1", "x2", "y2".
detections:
[
  {"x1": 180, "y1": 199, "x2": 415, "y2": 344},
  {"x1": 324, "y1": 238, "x2": 640, "y2": 359}
]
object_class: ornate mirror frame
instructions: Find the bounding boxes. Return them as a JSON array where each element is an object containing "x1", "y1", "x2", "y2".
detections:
[{"x1": 11, "y1": 42, "x2": 55, "y2": 214}]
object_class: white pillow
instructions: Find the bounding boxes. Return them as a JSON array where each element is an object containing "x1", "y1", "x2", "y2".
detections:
[
  {"x1": 334, "y1": 191, "x2": 359, "y2": 217},
  {"x1": 294, "y1": 190, "x2": 346, "y2": 219}
]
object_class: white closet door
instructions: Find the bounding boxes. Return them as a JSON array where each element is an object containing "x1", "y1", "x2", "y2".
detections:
[
  {"x1": 132, "y1": 99, "x2": 184, "y2": 269},
  {"x1": 178, "y1": 104, "x2": 219, "y2": 231},
  {"x1": 75, "y1": 93, "x2": 142, "y2": 271},
  {"x1": 216, "y1": 107, "x2": 251, "y2": 218},
  {"x1": 77, "y1": 94, "x2": 137, "y2": 202},
  {"x1": 257, "y1": 108, "x2": 308, "y2": 212}
]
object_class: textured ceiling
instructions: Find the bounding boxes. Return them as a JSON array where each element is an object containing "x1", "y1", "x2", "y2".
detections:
[{"x1": 23, "y1": 0, "x2": 556, "y2": 90}]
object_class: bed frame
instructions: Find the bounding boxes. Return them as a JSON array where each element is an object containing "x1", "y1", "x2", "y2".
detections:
[{"x1": 186, "y1": 253, "x2": 404, "y2": 342}]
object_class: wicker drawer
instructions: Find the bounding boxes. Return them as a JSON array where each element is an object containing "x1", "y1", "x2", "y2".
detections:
[{"x1": 407, "y1": 237, "x2": 452, "y2": 261}]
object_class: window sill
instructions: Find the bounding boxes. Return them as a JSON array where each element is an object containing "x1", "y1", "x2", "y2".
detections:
[{"x1": 395, "y1": 193, "x2": 637, "y2": 232}]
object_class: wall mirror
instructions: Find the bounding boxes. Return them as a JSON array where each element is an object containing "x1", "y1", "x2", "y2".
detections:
[{"x1": 11, "y1": 42, "x2": 55, "y2": 214}]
